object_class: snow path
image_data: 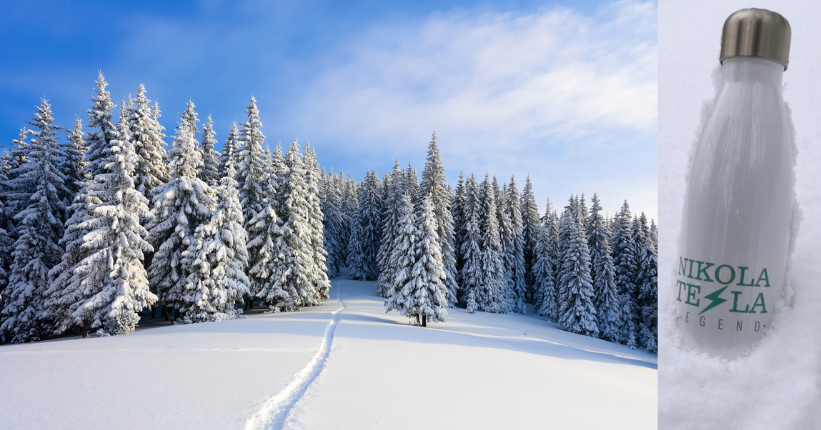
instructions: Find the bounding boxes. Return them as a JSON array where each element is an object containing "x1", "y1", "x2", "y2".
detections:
[{"x1": 244, "y1": 282, "x2": 348, "y2": 430}]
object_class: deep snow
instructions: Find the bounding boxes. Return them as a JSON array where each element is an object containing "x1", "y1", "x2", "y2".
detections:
[{"x1": 0, "y1": 271, "x2": 656, "y2": 429}]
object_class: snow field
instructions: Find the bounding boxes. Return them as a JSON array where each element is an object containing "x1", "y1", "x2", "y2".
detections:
[{"x1": 0, "y1": 273, "x2": 655, "y2": 429}]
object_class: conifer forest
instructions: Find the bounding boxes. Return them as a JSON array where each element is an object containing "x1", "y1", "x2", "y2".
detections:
[{"x1": 0, "y1": 74, "x2": 658, "y2": 354}]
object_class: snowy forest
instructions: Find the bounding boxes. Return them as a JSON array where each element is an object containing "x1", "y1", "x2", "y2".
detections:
[{"x1": 0, "y1": 73, "x2": 658, "y2": 354}]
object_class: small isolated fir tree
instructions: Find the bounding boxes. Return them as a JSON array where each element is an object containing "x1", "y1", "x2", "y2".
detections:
[
  {"x1": 179, "y1": 165, "x2": 250, "y2": 322},
  {"x1": 404, "y1": 194, "x2": 448, "y2": 327},
  {"x1": 46, "y1": 110, "x2": 156, "y2": 336}
]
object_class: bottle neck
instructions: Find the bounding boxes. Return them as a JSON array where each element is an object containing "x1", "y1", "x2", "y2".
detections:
[{"x1": 721, "y1": 57, "x2": 784, "y2": 87}]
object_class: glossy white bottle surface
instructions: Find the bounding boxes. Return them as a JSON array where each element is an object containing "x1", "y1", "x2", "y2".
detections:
[{"x1": 677, "y1": 57, "x2": 794, "y2": 359}]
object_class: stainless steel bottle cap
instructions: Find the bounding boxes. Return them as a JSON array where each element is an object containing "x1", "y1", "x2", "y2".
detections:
[{"x1": 720, "y1": 8, "x2": 791, "y2": 70}]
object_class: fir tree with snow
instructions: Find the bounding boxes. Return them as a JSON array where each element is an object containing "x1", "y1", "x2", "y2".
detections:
[
  {"x1": 404, "y1": 194, "x2": 449, "y2": 326},
  {"x1": 84, "y1": 73, "x2": 117, "y2": 179},
  {"x1": 45, "y1": 107, "x2": 157, "y2": 336},
  {"x1": 637, "y1": 233, "x2": 658, "y2": 353},
  {"x1": 377, "y1": 160, "x2": 405, "y2": 297},
  {"x1": 146, "y1": 102, "x2": 216, "y2": 317},
  {"x1": 417, "y1": 133, "x2": 458, "y2": 306},
  {"x1": 476, "y1": 174, "x2": 507, "y2": 313},
  {"x1": 556, "y1": 198, "x2": 598, "y2": 337},
  {"x1": 588, "y1": 195, "x2": 621, "y2": 343},
  {"x1": 505, "y1": 176, "x2": 527, "y2": 314},
  {"x1": 129, "y1": 84, "x2": 169, "y2": 199},
  {"x1": 451, "y1": 172, "x2": 466, "y2": 286},
  {"x1": 236, "y1": 97, "x2": 266, "y2": 231},
  {"x1": 199, "y1": 115, "x2": 221, "y2": 187},
  {"x1": 179, "y1": 165, "x2": 250, "y2": 322},
  {"x1": 405, "y1": 164, "x2": 419, "y2": 208},
  {"x1": 520, "y1": 175, "x2": 541, "y2": 300},
  {"x1": 301, "y1": 144, "x2": 331, "y2": 300},
  {"x1": 219, "y1": 122, "x2": 240, "y2": 177},
  {"x1": 62, "y1": 118, "x2": 86, "y2": 198},
  {"x1": 354, "y1": 171, "x2": 382, "y2": 280},
  {"x1": 1, "y1": 99, "x2": 69, "y2": 342},
  {"x1": 533, "y1": 216, "x2": 556, "y2": 321},
  {"x1": 321, "y1": 169, "x2": 344, "y2": 279},
  {"x1": 384, "y1": 192, "x2": 417, "y2": 316},
  {"x1": 612, "y1": 200, "x2": 638, "y2": 348}
]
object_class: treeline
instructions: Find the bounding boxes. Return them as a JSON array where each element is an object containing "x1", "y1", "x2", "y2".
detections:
[
  {"x1": 319, "y1": 136, "x2": 658, "y2": 352},
  {"x1": 0, "y1": 74, "x2": 330, "y2": 342}
]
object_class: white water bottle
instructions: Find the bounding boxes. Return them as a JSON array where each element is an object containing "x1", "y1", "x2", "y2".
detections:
[{"x1": 677, "y1": 9, "x2": 793, "y2": 359}]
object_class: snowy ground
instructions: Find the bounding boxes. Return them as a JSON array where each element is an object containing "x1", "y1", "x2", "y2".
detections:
[
  {"x1": 0, "y1": 270, "x2": 657, "y2": 429},
  {"x1": 659, "y1": 2, "x2": 821, "y2": 428}
]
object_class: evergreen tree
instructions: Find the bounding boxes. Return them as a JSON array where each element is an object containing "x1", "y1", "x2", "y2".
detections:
[
  {"x1": 533, "y1": 215, "x2": 556, "y2": 321},
  {"x1": 219, "y1": 122, "x2": 240, "y2": 177},
  {"x1": 588, "y1": 195, "x2": 620, "y2": 343},
  {"x1": 301, "y1": 144, "x2": 331, "y2": 301},
  {"x1": 405, "y1": 164, "x2": 419, "y2": 208},
  {"x1": 355, "y1": 171, "x2": 382, "y2": 280},
  {"x1": 129, "y1": 84, "x2": 169, "y2": 199},
  {"x1": 638, "y1": 233, "x2": 658, "y2": 353},
  {"x1": 322, "y1": 169, "x2": 344, "y2": 279},
  {"x1": 506, "y1": 176, "x2": 527, "y2": 314},
  {"x1": 451, "y1": 172, "x2": 466, "y2": 287},
  {"x1": 199, "y1": 115, "x2": 221, "y2": 187},
  {"x1": 406, "y1": 195, "x2": 448, "y2": 326},
  {"x1": 84, "y1": 73, "x2": 117, "y2": 179},
  {"x1": 520, "y1": 176, "x2": 540, "y2": 300},
  {"x1": 417, "y1": 133, "x2": 458, "y2": 305},
  {"x1": 62, "y1": 118, "x2": 86, "y2": 198},
  {"x1": 180, "y1": 165, "x2": 250, "y2": 322},
  {"x1": 236, "y1": 97, "x2": 266, "y2": 232},
  {"x1": 384, "y1": 193, "x2": 417, "y2": 316},
  {"x1": 476, "y1": 175, "x2": 506, "y2": 313},
  {"x1": 146, "y1": 102, "x2": 216, "y2": 317},
  {"x1": 612, "y1": 200, "x2": 638, "y2": 348},
  {"x1": 45, "y1": 107, "x2": 156, "y2": 336},
  {"x1": 1, "y1": 100, "x2": 69, "y2": 342},
  {"x1": 377, "y1": 161, "x2": 404, "y2": 297},
  {"x1": 557, "y1": 198, "x2": 598, "y2": 337}
]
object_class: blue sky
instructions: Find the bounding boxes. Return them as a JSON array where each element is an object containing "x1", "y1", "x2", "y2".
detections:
[{"x1": 0, "y1": 0, "x2": 657, "y2": 220}]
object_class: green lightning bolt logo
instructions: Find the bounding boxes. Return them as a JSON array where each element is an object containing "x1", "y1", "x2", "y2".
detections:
[{"x1": 699, "y1": 286, "x2": 728, "y2": 315}]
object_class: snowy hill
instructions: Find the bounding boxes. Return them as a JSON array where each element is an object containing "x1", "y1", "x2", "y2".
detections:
[{"x1": 0, "y1": 271, "x2": 657, "y2": 429}]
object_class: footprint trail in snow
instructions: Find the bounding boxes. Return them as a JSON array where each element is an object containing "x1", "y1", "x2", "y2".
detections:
[{"x1": 244, "y1": 283, "x2": 347, "y2": 430}]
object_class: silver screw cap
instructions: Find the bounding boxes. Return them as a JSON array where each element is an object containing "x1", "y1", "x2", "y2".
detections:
[{"x1": 720, "y1": 8, "x2": 791, "y2": 70}]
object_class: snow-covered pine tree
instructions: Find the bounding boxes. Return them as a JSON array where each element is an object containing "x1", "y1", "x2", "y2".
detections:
[
  {"x1": 84, "y1": 73, "x2": 117, "y2": 180},
  {"x1": 129, "y1": 84, "x2": 169, "y2": 200},
  {"x1": 146, "y1": 102, "x2": 216, "y2": 318},
  {"x1": 520, "y1": 175, "x2": 540, "y2": 301},
  {"x1": 300, "y1": 143, "x2": 331, "y2": 301},
  {"x1": 405, "y1": 164, "x2": 419, "y2": 209},
  {"x1": 533, "y1": 211, "x2": 557, "y2": 321},
  {"x1": 476, "y1": 174, "x2": 507, "y2": 313},
  {"x1": 638, "y1": 232, "x2": 658, "y2": 353},
  {"x1": 557, "y1": 197, "x2": 598, "y2": 337},
  {"x1": 219, "y1": 122, "x2": 240, "y2": 178},
  {"x1": 199, "y1": 115, "x2": 221, "y2": 187},
  {"x1": 384, "y1": 192, "x2": 416, "y2": 317},
  {"x1": 460, "y1": 208, "x2": 482, "y2": 314},
  {"x1": 179, "y1": 164, "x2": 250, "y2": 323},
  {"x1": 345, "y1": 179, "x2": 365, "y2": 279},
  {"x1": 451, "y1": 172, "x2": 466, "y2": 286},
  {"x1": 62, "y1": 118, "x2": 86, "y2": 198},
  {"x1": 612, "y1": 200, "x2": 638, "y2": 348},
  {"x1": 404, "y1": 194, "x2": 448, "y2": 326},
  {"x1": 377, "y1": 160, "x2": 404, "y2": 297},
  {"x1": 417, "y1": 133, "x2": 458, "y2": 306},
  {"x1": 46, "y1": 106, "x2": 157, "y2": 336},
  {"x1": 356, "y1": 171, "x2": 382, "y2": 280},
  {"x1": 236, "y1": 97, "x2": 266, "y2": 234},
  {"x1": 1, "y1": 100, "x2": 69, "y2": 342},
  {"x1": 588, "y1": 195, "x2": 620, "y2": 343},
  {"x1": 322, "y1": 168, "x2": 344, "y2": 279},
  {"x1": 506, "y1": 176, "x2": 527, "y2": 314}
]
